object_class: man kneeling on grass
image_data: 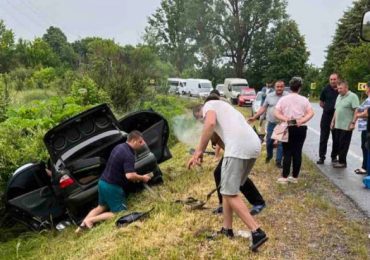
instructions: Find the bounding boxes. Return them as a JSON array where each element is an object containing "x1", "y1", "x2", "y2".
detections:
[
  {"x1": 75, "y1": 130, "x2": 152, "y2": 233},
  {"x1": 187, "y1": 101, "x2": 268, "y2": 252}
]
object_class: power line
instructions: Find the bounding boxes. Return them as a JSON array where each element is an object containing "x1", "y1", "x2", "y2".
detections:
[{"x1": 4, "y1": 0, "x2": 45, "y2": 31}]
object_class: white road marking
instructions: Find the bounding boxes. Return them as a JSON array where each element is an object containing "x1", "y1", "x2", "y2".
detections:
[{"x1": 307, "y1": 126, "x2": 362, "y2": 161}]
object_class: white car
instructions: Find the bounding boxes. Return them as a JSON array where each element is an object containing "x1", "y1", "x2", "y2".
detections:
[{"x1": 215, "y1": 84, "x2": 225, "y2": 96}]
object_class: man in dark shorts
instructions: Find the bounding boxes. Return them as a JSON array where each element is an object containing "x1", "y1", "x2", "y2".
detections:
[{"x1": 75, "y1": 130, "x2": 152, "y2": 232}]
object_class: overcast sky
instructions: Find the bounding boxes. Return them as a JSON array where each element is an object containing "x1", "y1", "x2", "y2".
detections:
[{"x1": 0, "y1": 0, "x2": 355, "y2": 67}]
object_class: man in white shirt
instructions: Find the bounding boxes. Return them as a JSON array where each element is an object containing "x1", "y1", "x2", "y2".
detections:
[{"x1": 188, "y1": 100, "x2": 268, "y2": 252}]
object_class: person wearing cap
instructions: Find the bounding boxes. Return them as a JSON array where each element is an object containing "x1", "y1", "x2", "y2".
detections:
[
  {"x1": 330, "y1": 81, "x2": 360, "y2": 168},
  {"x1": 274, "y1": 77, "x2": 314, "y2": 184},
  {"x1": 350, "y1": 82, "x2": 370, "y2": 174}
]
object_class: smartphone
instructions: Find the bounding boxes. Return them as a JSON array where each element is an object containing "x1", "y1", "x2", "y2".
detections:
[{"x1": 288, "y1": 119, "x2": 297, "y2": 126}]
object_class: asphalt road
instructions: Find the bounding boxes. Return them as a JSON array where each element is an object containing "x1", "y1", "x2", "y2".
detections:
[{"x1": 304, "y1": 103, "x2": 370, "y2": 217}]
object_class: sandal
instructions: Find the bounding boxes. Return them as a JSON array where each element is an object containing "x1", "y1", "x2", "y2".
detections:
[{"x1": 354, "y1": 168, "x2": 367, "y2": 175}]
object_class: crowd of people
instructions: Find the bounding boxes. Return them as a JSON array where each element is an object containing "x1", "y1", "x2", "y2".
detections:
[{"x1": 74, "y1": 74, "x2": 369, "y2": 253}]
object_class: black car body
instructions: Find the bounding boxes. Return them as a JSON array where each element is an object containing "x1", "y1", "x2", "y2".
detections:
[{"x1": 2, "y1": 104, "x2": 171, "y2": 230}]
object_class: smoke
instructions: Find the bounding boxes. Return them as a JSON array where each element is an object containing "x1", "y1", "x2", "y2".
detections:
[{"x1": 172, "y1": 113, "x2": 203, "y2": 147}]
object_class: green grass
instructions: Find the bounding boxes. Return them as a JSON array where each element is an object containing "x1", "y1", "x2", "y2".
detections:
[
  {"x1": 0, "y1": 106, "x2": 369, "y2": 259},
  {"x1": 10, "y1": 88, "x2": 59, "y2": 106},
  {"x1": 1, "y1": 141, "x2": 369, "y2": 259}
]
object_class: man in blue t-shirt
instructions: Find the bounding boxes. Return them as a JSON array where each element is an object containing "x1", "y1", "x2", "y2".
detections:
[{"x1": 76, "y1": 130, "x2": 152, "y2": 232}]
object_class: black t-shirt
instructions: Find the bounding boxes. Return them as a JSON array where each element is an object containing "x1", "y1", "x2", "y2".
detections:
[
  {"x1": 100, "y1": 143, "x2": 135, "y2": 191},
  {"x1": 320, "y1": 85, "x2": 338, "y2": 112}
]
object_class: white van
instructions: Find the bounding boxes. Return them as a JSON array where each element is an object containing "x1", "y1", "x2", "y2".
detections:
[
  {"x1": 167, "y1": 78, "x2": 186, "y2": 94},
  {"x1": 185, "y1": 79, "x2": 212, "y2": 98},
  {"x1": 224, "y1": 78, "x2": 249, "y2": 104}
]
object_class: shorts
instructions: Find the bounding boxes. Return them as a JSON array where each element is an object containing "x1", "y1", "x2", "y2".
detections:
[
  {"x1": 98, "y1": 179, "x2": 127, "y2": 213},
  {"x1": 220, "y1": 157, "x2": 256, "y2": 196}
]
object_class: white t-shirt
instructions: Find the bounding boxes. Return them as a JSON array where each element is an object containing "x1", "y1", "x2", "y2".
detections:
[{"x1": 202, "y1": 100, "x2": 261, "y2": 159}]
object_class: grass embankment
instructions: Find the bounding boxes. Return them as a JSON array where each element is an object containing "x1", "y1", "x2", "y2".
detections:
[{"x1": 1, "y1": 105, "x2": 369, "y2": 259}]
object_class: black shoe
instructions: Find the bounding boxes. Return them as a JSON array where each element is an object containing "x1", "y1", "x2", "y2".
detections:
[
  {"x1": 276, "y1": 162, "x2": 283, "y2": 168},
  {"x1": 250, "y1": 203, "x2": 266, "y2": 216},
  {"x1": 212, "y1": 206, "x2": 223, "y2": 214},
  {"x1": 316, "y1": 158, "x2": 324, "y2": 164},
  {"x1": 333, "y1": 162, "x2": 347, "y2": 168},
  {"x1": 331, "y1": 158, "x2": 339, "y2": 163},
  {"x1": 207, "y1": 227, "x2": 234, "y2": 240},
  {"x1": 265, "y1": 157, "x2": 272, "y2": 163},
  {"x1": 250, "y1": 228, "x2": 268, "y2": 252}
]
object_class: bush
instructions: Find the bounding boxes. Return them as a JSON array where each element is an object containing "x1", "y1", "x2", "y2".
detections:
[
  {"x1": 0, "y1": 97, "x2": 92, "y2": 192},
  {"x1": 70, "y1": 76, "x2": 111, "y2": 106},
  {"x1": 139, "y1": 95, "x2": 197, "y2": 147}
]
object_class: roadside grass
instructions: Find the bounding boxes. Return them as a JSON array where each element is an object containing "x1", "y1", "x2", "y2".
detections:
[
  {"x1": 0, "y1": 105, "x2": 369, "y2": 259},
  {"x1": 10, "y1": 88, "x2": 58, "y2": 106},
  {"x1": 1, "y1": 141, "x2": 369, "y2": 259}
]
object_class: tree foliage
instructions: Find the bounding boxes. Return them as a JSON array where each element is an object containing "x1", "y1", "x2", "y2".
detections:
[
  {"x1": 322, "y1": 0, "x2": 370, "y2": 81},
  {"x1": 0, "y1": 20, "x2": 15, "y2": 73}
]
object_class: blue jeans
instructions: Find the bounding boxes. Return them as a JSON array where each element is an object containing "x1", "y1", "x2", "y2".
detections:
[{"x1": 266, "y1": 122, "x2": 283, "y2": 163}]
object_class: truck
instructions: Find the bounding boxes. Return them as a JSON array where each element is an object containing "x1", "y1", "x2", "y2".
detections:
[
  {"x1": 167, "y1": 78, "x2": 186, "y2": 94},
  {"x1": 223, "y1": 78, "x2": 249, "y2": 104},
  {"x1": 185, "y1": 79, "x2": 212, "y2": 98}
]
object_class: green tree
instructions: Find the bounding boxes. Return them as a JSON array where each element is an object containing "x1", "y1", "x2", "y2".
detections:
[
  {"x1": 144, "y1": 0, "x2": 197, "y2": 74},
  {"x1": 0, "y1": 75, "x2": 10, "y2": 122},
  {"x1": 0, "y1": 20, "x2": 15, "y2": 73},
  {"x1": 340, "y1": 42, "x2": 370, "y2": 91},
  {"x1": 322, "y1": 0, "x2": 370, "y2": 82},
  {"x1": 42, "y1": 26, "x2": 78, "y2": 68},
  {"x1": 27, "y1": 38, "x2": 61, "y2": 67},
  {"x1": 212, "y1": 0, "x2": 287, "y2": 77},
  {"x1": 264, "y1": 19, "x2": 309, "y2": 83}
]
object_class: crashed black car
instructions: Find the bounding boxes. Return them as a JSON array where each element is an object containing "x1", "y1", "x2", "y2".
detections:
[{"x1": 1, "y1": 104, "x2": 171, "y2": 231}]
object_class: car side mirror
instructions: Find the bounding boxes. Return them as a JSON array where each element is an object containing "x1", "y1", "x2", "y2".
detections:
[
  {"x1": 228, "y1": 86, "x2": 231, "y2": 91},
  {"x1": 361, "y1": 11, "x2": 370, "y2": 42}
]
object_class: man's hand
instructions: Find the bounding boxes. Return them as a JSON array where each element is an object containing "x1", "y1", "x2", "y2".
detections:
[
  {"x1": 141, "y1": 174, "x2": 152, "y2": 183},
  {"x1": 247, "y1": 116, "x2": 256, "y2": 123},
  {"x1": 330, "y1": 120, "x2": 335, "y2": 129},
  {"x1": 187, "y1": 150, "x2": 203, "y2": 169},
  {"x1": 348, "y1": 122, "x2": 356, "y2": 131}
]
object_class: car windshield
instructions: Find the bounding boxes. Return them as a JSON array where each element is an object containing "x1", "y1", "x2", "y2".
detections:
[
  {"x1": 216, "y1": 85, "x2": 224, "y2": 91},
  {"x1": 241, "y1": 89, "x2": 256, "y2": 95},
  {"x1": 200, "y1": 83, "x2": 212, "y2": 89},
  {"x1": 231, "y1": 84, "x2": 248, "y2": 92},
  {"x1": 168, "y1": 81, "x2": 179, "y2": 87}
]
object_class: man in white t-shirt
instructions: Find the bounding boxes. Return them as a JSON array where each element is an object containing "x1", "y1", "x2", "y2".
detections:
[{"x1": 187, "y1": 100, "x2": 268, "y2": 252}]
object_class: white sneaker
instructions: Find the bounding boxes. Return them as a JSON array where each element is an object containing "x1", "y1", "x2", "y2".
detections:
[
  {"x1": 277, "y1": 177, "x2": 288, "y2": 184},
  {"x1": 288, "y1": 176, "x2": 298, "y2": 183}
]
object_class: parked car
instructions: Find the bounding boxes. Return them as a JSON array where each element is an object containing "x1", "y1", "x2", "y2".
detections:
[
  {"x1": 215, "y1": 84, "x2": 225, "y2": 97},
  {"x1": 224, "y1": 78, "x2": 249, "y2": 104},
  {"x1": 237, "y1": 87, "x2": 256, "y2": 107},
  {"x1": 167, "y1": 78, "x2": 186, "y2": 94},
  {"x1": 1, "y1": 104, "x2": 171, "y2": 231}
]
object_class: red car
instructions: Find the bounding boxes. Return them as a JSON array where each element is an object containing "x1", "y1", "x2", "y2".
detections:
[{"x1": 238, "y1": 87, "x2": 256, "y2": 106}]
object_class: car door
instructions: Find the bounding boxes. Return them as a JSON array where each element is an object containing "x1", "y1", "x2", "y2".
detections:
[
  {"x1": 6, "y1": 163, "x2": 65, "y2": 223},
  {"x1": 118, "y1": 109, "x2": 172, "y2": 164}
]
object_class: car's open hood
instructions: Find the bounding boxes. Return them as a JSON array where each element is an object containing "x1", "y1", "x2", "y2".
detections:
[{"x1": 44, "y1": 104, "x2": 121, "y2": 166}]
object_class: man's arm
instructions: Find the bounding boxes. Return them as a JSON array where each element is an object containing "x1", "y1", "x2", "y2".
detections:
[
  {"x1": 125, "y1": 172, "x2": 151, "y2": 183},
  {"x1": 319, "y1": 100, "x2": 325, "y2": 108},
  {"x1": 187, "y1": 110, "x2": 216, "y2": 169},
  {"x1": 197, "y1": 110, "x2": 216, "y2": 152},
  {"x1": 330, "y1": 112, "x2": 336, "y2": 129},
  {"x1": 248, "y1": 106, "x2": 267, "y2": 122}
]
